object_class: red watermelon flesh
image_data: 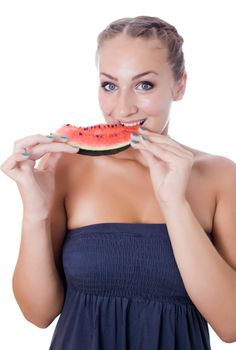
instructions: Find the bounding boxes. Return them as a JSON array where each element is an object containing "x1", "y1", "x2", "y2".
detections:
[{"x1": 54, "y1": 123, "x2": 141, "y2": 156}]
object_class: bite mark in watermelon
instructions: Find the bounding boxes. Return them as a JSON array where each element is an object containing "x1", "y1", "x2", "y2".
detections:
[{"x1": 54, "y1": 123, "x2": 141, "y2": 156}]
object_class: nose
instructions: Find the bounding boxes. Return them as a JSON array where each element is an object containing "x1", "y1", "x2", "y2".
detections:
[{"x1": 114, "y1": 90, "x2": 138, "y2": 119}]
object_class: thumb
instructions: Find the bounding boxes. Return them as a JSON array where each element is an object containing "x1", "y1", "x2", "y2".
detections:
[
  {"x1": 139, "y1": 149, "x2": 156, "y2": 167},
  {"x1": 43, "y1": 152, "x2": 63, "y2": 172}
]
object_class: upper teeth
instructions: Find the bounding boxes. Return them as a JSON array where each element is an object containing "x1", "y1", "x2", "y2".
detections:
[{"x1": 120, "y1": 119, "x2": 145, "y2": 126}]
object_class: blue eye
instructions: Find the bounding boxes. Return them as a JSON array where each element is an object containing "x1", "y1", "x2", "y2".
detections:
[
  {"x1": 137, "y1": 81, "x2": 154, "y2": 90},
  {"x1": 101, "y1": 82, "x2": 117, "y2": 92},
  {"x1": 100, "y1": 81, "x2": 154, "y2": 92}
]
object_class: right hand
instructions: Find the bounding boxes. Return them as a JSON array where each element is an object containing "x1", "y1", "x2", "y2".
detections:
[{"x1": 0, "y1": 133, "x2": 79, "y2": 219}]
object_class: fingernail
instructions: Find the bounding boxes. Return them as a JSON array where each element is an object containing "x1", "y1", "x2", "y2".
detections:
[
  {"x1": 60, "y1": 135, "x2": 69, "y2": 139},
  {"x1": 131, "y1": 140, "x2": 139, "y2": 144},
  {"x1": 22, "y1": 152, "x2": 29, "y2": 156},
  {"x1": 139, "y1": 126, "x2": 146, "y2": 131},
  {"x1": 141, "y1": 135, "x2": 147, "y2": 141},
  {"x1": 46, "y1": 135, "x2": 54, "y2": 138},
  {"x1": 131, "y1": 133, "x2": 139, "y2": 137}
]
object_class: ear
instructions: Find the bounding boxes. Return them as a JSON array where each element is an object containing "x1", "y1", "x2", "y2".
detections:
[{"x1": 172, "y1": 72, "x2": 187, "y2": 101}]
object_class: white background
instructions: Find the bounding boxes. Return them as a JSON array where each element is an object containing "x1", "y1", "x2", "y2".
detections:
[{"x1": 0, "y1": 0, "x2": 235, "y2": 349}]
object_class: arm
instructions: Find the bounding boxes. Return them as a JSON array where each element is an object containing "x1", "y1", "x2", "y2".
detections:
[
  {"x1": 161, "y1": 156, "x2": 236, "y2": 343},
  {"x1": 12, "y1": 154, "x2": 68, "y2": 328}
]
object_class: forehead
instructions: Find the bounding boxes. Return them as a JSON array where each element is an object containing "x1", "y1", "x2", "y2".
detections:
[{"x1": 98, "y1": 35, "x2": 168, "y2": 71}]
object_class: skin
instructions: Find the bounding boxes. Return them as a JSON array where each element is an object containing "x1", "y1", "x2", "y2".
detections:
[
  {"x1": 97, "y1": 34, "x2": 187, "y2": 166},
  {"x1": 1, "y1": 32, "x2": 236, "y2": 342}
]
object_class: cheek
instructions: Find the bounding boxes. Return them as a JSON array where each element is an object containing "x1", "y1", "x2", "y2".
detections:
[
  {"x1": 139, "y1": 95, "x2": 164, "y2": 114},
  {"x1": 98, "y1": 90, "x2": 114, "y2": 115},
  {"x1": 139, "y1": 86, "x2": 173, "y2": 114}
]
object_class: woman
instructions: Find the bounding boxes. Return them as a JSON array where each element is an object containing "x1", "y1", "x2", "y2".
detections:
[{"x1": 1, "y1": 15, "x2": 236, "y2": 349}]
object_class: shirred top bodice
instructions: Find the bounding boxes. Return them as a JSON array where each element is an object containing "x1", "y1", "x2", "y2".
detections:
[{"x1": 49, "y1": 222, "x2": 212, "y2": 350}]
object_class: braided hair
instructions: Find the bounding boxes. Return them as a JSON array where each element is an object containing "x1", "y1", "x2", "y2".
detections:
[{"x1": 95, "y1": 16, "x2": 185, "y2": 82}]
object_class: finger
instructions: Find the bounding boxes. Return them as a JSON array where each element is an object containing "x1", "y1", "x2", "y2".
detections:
[
  {"x1": 1, "y1": 141, "x2": 78, "y2": 174},
  {"x1": 42, "y1": 152, "x2": 65, "y2": 172},
  {"x1": 140, "y1": 137, "x2": 193, "y2": 159},
  {"x1": 0, "y1": 153, "x2": 35, "y2": 184},
  {"x1": 0, "y1": 152, "x2": 31, "y2": 173},
  {"x1": 14, "y1": 134, "x2": 70, "y2": 153},
  {"x1": 132, "y1": 132, "x2": 193, "y2": 158},
  {"x1": 136, "y1": 128, "x2": 187, "y2": 150},
  {"x1": 138, "y1": 148, "x2": 157, "y2": 167},
  {"x1": 131, "y1": 138, "x2": 187, "y2": 163},
  {"x1": 24, "y1": 141, "x2": 79, "y2": 161}
]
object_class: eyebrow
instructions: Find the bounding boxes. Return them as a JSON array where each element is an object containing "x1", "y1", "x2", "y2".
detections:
[{"x1": 99, "y1": 70, "x2": 159, "y2": 81}]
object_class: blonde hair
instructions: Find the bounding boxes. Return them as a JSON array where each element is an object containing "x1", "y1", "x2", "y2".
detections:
[{"x1": 96, "y1": 15, "x2": 185, "y2": 82}]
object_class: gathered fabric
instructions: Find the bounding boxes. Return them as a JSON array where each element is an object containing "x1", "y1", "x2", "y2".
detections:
[{"x1": 49, "y1": 222, "x2": 212, "y2": 350}]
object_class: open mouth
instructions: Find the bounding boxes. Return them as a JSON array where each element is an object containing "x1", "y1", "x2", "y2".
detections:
[
  {"x1": 140, "y1": 119, "x2": 146, "y2": 125},
  {"x1": 118, "y1": 119, "x2": 146, "y2": 127}
]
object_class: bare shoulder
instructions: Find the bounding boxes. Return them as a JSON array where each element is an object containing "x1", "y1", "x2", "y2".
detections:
[
  {"x1": 193, "y1": 149, "x2": 236, "y2": 187},
  {"x1": 178, "y1": 141, "x2": 236, "y2": 182},
  {"x1": 200, "y1": 152, "x2": 236, "y2": 173},
  {"x1": 203, "y1": 153, "x2": 236, "y2": 195},
  {"x1": 189, "y1": 148, "x2": 236, "y2": 274}
]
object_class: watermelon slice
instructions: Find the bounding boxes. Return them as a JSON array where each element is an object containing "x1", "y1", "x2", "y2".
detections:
[{"x1": 54, "y1": 123, "x2": 141, "y2": 156}]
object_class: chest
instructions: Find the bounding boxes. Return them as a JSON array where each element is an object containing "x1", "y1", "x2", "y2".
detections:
[{"x1": 65, "y1": 155, "x2": 216, "y2": 234}]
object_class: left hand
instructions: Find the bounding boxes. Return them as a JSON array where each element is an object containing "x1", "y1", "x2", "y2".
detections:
[{"x1": 130, "y1": 127, "x2": 194, "y2": 208}]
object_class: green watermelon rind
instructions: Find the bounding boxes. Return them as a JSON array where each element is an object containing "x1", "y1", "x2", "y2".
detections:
[{"x1": 76, "y1": 144, "x2": 131, "y2": 156}]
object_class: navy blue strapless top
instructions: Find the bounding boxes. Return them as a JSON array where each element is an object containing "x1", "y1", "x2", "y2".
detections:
[{"x1": 49, "y1": 223, "x2": 212, "y2": 349}]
